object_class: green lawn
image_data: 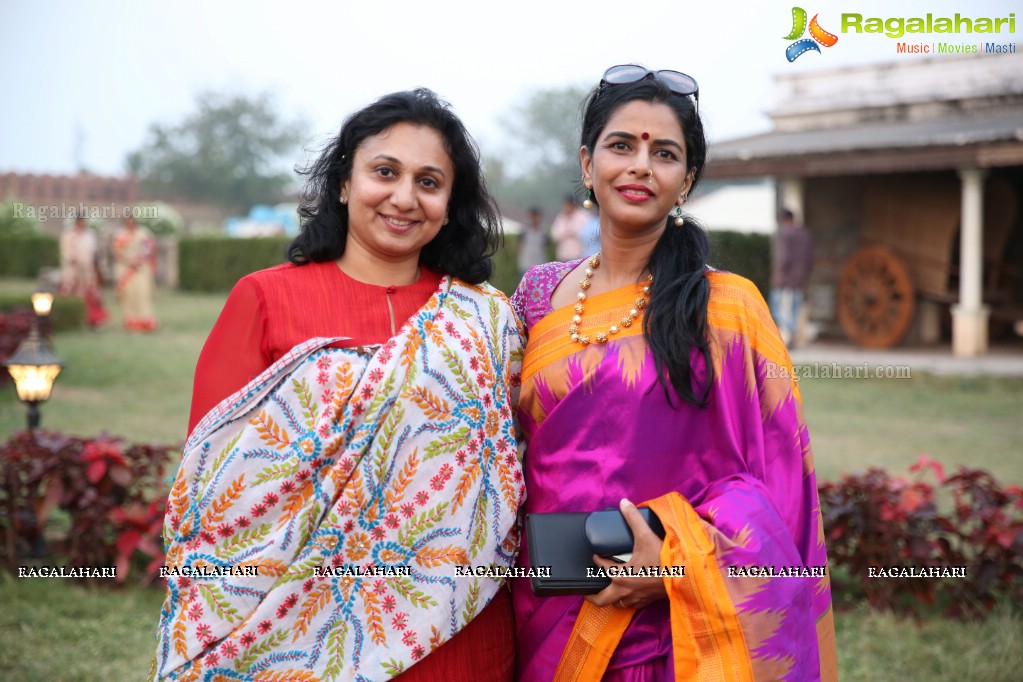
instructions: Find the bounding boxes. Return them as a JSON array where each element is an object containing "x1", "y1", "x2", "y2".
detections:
[
  {"x1": 2, "y1": 277, "x2": 1022, "y2": 679},
  {"x1": 801, "y1": 372, "x2": 1023, "y2": 484},
  {"x1": 1, "y1": 576, "x2": 1020, "y2": 682}
]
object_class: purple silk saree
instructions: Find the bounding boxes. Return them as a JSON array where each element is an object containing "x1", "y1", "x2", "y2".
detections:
[{"x1": 510, "y1": 262, "x2": 836, "y2": 682}]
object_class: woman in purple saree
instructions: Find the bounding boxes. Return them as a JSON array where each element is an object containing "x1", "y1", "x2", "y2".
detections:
[{"x1": 510, "y1": 66, "x2": 837, "y2": 681}]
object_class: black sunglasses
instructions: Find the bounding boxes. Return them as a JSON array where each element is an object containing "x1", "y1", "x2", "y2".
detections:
[{"x1": 599, "y1": 65, "x2": 700, "y2": 112}]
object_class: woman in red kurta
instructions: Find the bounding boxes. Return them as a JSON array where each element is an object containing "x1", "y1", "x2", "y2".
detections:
[{"x1": 158, "y1": 89, "x2": 522, "y2": 682}]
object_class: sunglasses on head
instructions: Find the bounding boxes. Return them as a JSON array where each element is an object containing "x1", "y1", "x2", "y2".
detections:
[{"x1": 599, "y1": 65, "x2": 700, "y2": 112}]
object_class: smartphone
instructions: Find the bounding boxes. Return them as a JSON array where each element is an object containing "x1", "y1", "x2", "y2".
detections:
[{"x1": 584, "y1": 507, "x2": 665, "y2": 561}]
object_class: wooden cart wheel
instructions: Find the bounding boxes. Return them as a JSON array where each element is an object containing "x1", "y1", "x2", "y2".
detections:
[{"x1": 837, "y1": 246, "x2": 915, "y2": 348}]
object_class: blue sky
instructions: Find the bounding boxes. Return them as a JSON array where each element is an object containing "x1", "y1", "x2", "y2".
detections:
[{"x1": 0, "y1": 0, "x2": 1017, "y2": 176}]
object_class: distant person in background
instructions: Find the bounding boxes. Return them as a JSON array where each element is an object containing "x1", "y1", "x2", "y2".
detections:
[
  {"x1": 59, "y1": 214, "x2": 108, "y2": 327},
  {"x1": 112, "y1": 215, "x2": 159, "y2": 332},
  {"x1": 550, "y1": 193, "x2": 591, "y2": 261},
  {"x1": 517, "y1": 206, "x2": 549, "y2": 277},
  {"x1": 771, "y1": 208, "x2": 813, "y2": 347}
]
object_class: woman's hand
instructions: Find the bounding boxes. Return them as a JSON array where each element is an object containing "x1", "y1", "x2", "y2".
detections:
[{"x1": 585, "y1": 498, "x2": 668, "y2": 610}]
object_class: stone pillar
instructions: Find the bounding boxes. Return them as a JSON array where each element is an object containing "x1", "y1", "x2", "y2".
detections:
[{"x1": 951, "y1": 168, "x2": 989, "y2": 357}]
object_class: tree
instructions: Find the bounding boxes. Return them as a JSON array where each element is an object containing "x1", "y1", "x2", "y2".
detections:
[
  {"x1": 488, "y1": 84, "x2": 591, "y2": 217},
  {"x1": 126, "y1": 92, "x2": 309, "y2": 212}
]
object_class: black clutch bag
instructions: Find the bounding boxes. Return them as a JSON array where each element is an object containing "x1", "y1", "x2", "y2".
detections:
[{"x1": 525, "y1": 507, "x2": 665, "y2": 596}]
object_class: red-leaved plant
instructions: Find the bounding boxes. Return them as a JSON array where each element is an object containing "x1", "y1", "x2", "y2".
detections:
[
  {"x1": 819, "y1": 455, "x2": 1023, "y2": 617},
  {"x1": 0, "y1": 430, "x2": 176, "y2": 583}
]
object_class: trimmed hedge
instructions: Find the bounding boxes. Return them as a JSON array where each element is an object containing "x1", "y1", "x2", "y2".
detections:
[
  {"x1": 0, "y1": 294, "x2": 85, "y2": 332},
  {"x1": 0, "y1": 235, "x2": 59, "y2": 278},
  {"x1": 178, "y1": 235, "x2": 525, "y2": 297},
  {"x1": 178, "y1": 237, "x2": 290, "y2": 292},
  {"x1": 708, "y1": 230, "x2": 771, "y2": 299}
]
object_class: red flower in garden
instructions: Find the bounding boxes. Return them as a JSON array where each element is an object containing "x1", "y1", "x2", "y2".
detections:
[
  {"x1": 80, "y1": 438, "x2": 131, "y2": 485},
  {"x1": 220, "y1": 641, "x2": 239, "y2": 658},
  {"x1": 412, "y1": 645, "x2": 426, "y2": 660},
  {"x1": 263, "y1": 492, "x2": 279, "y2": 506},
  {"x1": 240, "y1": 632, "x2": 256, "y2": 647},
  {"x1": 258, "y1": 620, "x2": 273, "y2": 634},
  {"x1": 392, "y1": 613, "x2": 408, "y2": 630}
]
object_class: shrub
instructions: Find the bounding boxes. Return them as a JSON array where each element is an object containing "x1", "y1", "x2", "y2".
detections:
[
  {"x1": 0, "y1": 430, "x2": 176, "y2": 584},
  {"x1": 0, "y1": 308, "x2": 34, "y2": 378},
  {"x1": 178, "y1": 236, "x2": 289, "y2": 292},
  {"x1": 820, "y1": 455, "x2": 1023, "y2": 618},
  {"x1": 0, "y1": 234, "x2": 60, "y2": 278},
  {"x1": 0, "y1": 200, "x2": 40, "y2": 236},
  {"x1": 0, "y1": 295, "x2": 86, "y2": 333},
  {"x1": 708, "y1": 230, "x2": 771, "y2": 298}
]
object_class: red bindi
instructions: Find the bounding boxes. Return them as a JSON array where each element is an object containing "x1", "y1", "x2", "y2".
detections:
[{"x1": 641, "y1": 132, "x2": 650, "y2": 140}]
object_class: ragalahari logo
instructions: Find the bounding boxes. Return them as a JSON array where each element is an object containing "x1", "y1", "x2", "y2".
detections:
[{"x1": 784, "y1": 7, "x2": 839, "y2": 61}]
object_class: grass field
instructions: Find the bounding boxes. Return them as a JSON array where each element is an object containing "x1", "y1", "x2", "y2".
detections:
[
  {"x1": 1, "y1": 576, "x2": 1020, "y2": 682},
  {"x1": 2, "y1": 277, "x2": 1022, "y2": 679}
]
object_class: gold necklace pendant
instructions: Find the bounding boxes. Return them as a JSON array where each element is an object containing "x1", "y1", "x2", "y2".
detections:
[{"x1": 568, "y1": 252, "x2": 652, "y2": 345}]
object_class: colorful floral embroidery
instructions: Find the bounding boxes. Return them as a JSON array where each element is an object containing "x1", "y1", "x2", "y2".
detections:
[{"x1": 153, "y1": 278, "x2": 525, "y2": 681}]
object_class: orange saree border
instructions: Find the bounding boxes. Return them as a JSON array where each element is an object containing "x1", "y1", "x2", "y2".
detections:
[
  {"x1": 522, "y1": 272, "x2": 796, "y2": 401},
  {"x1": 552, "y1": 493, "x2": 754, "y2": 682},
  {"x1": 522, "y1": 282, "x2": 650, "y2": 385}
]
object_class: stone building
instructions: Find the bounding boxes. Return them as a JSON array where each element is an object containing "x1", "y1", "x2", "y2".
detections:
[{"x1": 705, "y1": 53, "x2": 1023, "y2": 357}]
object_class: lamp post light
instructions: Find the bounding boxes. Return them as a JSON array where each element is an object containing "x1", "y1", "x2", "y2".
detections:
[
  {"x1": 3, "y1": 292, "x2": 62, "y2": 431},
  {"x1": 31, "y1": 291, "x2": 54, "y2": 317}
]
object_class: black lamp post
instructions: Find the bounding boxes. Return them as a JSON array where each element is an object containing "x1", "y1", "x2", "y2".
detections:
[{"x1": 3, "y1": 292, "x2": 62, "y2": 430}]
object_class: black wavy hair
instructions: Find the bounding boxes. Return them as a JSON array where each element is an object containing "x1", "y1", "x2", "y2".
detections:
[
  {"x1": 580, "y1": 74, "x2": 713, "y2": 406},
  {"x1": 289, "y1": 88, "x2": 501, "y2": 284}
]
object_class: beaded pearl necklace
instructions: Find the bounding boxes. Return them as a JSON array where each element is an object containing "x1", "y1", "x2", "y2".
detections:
[{"x1": 568, "y1": 252, "x2": 653, "y2": 345}]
